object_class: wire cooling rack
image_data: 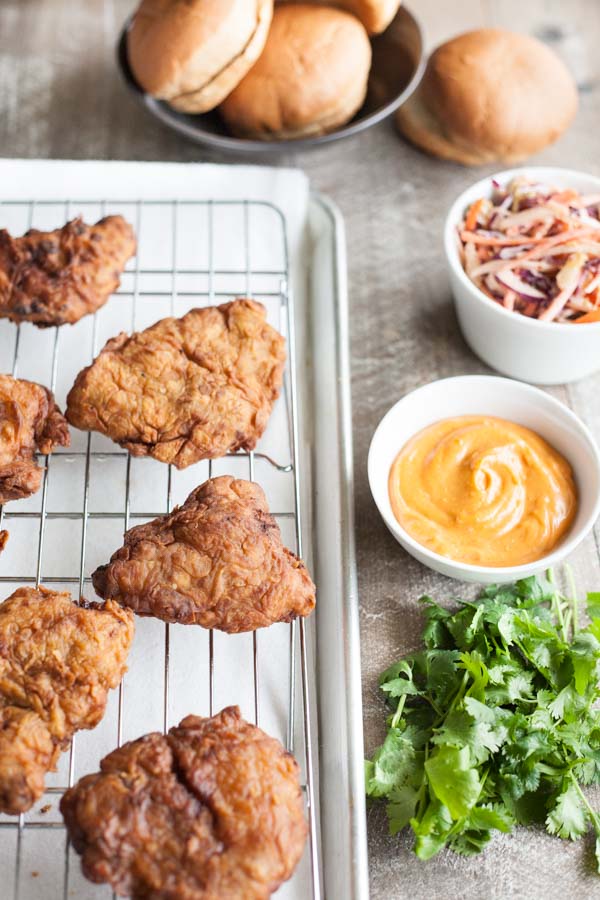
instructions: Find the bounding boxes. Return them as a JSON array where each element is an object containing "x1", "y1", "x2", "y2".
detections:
[{"x1": 0, "y1": 199, "x2": 320, "y2": 900}]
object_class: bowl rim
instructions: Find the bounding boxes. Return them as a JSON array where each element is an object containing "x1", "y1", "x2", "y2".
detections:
[
  {"x1": 116, "y1": 6, "x2": 426, "y2": 153},
  {"x1": 443, "y1": 166, "x2": 600, "y2": 334},
  {"x1": 368, "y1": 374, "x2": 600, "y2": 577}
]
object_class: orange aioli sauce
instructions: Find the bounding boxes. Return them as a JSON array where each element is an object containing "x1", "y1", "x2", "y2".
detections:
[{"x1": 388, "y1": 416, "x2": 577, "y2": 567}]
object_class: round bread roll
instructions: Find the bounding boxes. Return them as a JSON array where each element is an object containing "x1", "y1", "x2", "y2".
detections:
[
  {"x1": 277, "y1": 0, "x2": 401, "y2": 35},
  {"x1": 396, "y1": 29, "x2": 578, "y2": 165},
  {"x1": 220, "y1": 5, "x2": 372, "y2": 140},
  {"x1": 127, "y1": 0, "x2": 273, "y2": 114}
]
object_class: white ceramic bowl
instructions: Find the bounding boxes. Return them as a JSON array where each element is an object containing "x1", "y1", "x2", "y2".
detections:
[
  {"x1": 444, "y1": 167, "x2": 600, "y2": 385},
  {"x1": 368, "y1": 375, "x2": 600, "y2": 583}
]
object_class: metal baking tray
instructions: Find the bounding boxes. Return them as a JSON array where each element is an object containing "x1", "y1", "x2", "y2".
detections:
[{"x1": 0, "y1": 165, "x2": 368, "y2": 899}]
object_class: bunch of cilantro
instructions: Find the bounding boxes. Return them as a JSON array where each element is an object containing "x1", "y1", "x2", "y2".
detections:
[{"x1": 365, "y1": 573, "x2": 600, "y2": 865}]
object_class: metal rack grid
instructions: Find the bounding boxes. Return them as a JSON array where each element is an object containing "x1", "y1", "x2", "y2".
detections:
[{"x1": 0, "y1": 198, "x2": 321, "y2": 900}]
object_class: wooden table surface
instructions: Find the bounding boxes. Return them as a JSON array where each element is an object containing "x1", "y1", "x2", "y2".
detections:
[{"x1": 2, "y1": 1, "x2": 600, "y2": 898}]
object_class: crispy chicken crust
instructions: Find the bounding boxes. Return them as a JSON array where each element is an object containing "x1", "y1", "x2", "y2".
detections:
[
  {"x1": 92, "y1": 475, "x2": 316, "y2": 632},
  {"x1": 0, "y1": 587, "x2": 134, "y2": 815},
  {"x1": 60, "y1": 706, "x2": 307, "y2": 899},
  {"x1": 0, "y1": 216, "x2": 136, "y2": 327},
  {"x1": 65, "y1": 299, "x2": 286, "y2": 467},
  {"x1": 0, "y1": 374, "x2": 70, "y2": 504}
]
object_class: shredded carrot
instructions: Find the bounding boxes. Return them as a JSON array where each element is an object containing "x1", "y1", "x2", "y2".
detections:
[
  {"x1": 465, "y1": 198, "x2": 485, "y2": 232},
  {"x1": 573, "y1": 309, "x2": 600, "y2": 323},
  {"x1": 550, "y1": 190, "x2": 580, "y2": 204}
]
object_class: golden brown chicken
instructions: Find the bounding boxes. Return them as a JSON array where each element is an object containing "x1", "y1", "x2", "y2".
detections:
[
  {"x1": 60, "y1": 706, "x2": 307, "y2": 899},
  {"x1": 92, "y1": 475, "x2": 315, "y2": 632},
  {"x1": 0, "y1": 215, "x2": 136, "y2": 327},
  {"x1": 0, "y1": 374, "x2": 70, "y2": 504},
  {"x1": 66, "y1": 299, "x2": 286, "y2": 467},
  {"x1": 0, "y1": 586, "x2": 134, "y2": 815}
]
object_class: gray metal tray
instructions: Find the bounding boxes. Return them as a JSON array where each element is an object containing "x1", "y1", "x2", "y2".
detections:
[{"x1": 0, "y1": 162, "x2": 368, "y2": 900}]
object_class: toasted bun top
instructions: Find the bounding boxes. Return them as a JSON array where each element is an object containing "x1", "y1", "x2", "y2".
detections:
[
  {"x1": 220, "y1": 4, "x2": 372, "y2": 137},
  {"x1": 127, "y1": 0, "x2": 270, "y2": 101},
  {"x1": 411, "y1": 28, "x2": 578, "y2": 161}
]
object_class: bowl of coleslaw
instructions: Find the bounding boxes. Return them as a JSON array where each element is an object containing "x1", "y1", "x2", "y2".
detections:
[{"x1": 444, "y1": 167, "x2": 600, "y2": 384}]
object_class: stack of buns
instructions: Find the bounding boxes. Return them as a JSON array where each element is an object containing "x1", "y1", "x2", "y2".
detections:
[{"x1": 127, "y1": 0, "x2": 403, "y2": 139}]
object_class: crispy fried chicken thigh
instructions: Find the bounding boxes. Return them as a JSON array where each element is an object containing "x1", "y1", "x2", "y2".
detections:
[
  {"x1": 0, "y1": 216, "x2": 136, "y2": 326},
  {"x1": 0, "y1": 374, "x2": 70, "y2": 504},
  {"x1": 66, "y1": 299, "x2": 286, "y2": 467},
  {"x1": 92, "y1": 476, "x2": 315, "y2": 632},
  {"x1": 0, "y1": 587, "x2": 134, "y2": 815},
  {"x1": 60, "y1": 706, "x2": 307, "y2": 899}
]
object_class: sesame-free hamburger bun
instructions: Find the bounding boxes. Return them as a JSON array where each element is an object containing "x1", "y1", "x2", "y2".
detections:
[
  {"x1": 396, "y1": 28, "x2": 578, "y2": 165},
  {"x1": 277, "y1": 0, "x2": 401, "y2": 35},
  {"x1": 220, "y1": 4, "x2": 372, "y2": 140},
  {"x1": 127, "y1": 0, "x2": 274, "y2": 114}
]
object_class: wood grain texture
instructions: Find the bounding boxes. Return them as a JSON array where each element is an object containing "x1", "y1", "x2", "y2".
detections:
[{"x1": 1, "y1": 1, "x2": 600, "y2": 897}]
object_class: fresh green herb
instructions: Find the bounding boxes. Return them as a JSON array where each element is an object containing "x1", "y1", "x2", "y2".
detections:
[{"x1": 365, "y1": 572, "x2": 600, "y2": 868}]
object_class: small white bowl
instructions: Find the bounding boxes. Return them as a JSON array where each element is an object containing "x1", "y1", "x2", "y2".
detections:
[
  {"x1": 368, "y1": 375, "x2": 600, "y2": 583},
  {"x1": 444, "y1": 167, "x2": 600, "y2": 385}
]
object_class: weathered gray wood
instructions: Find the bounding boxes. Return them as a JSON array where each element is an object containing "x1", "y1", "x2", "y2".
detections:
[{"x1": 1, "y1": 1, "x2": 600, "y2": 897}]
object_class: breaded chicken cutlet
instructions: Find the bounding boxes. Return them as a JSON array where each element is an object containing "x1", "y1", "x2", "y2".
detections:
[
  {"x1": 0, "y1": 374, "x2": 70, "y2": 504},
  {"x1": 60, "y1": 706, "x2": 307, "y2": 899},
  {"x1": 0, "y1": 586, "x2": 134, "y2": 815},
  {"x1": 92, "y1": 475, "x2": 315, "y2": 632},
  {"x1": 66, "y1": 299, "x2": 286, "y2": 467},
  {"x1": 0, "y1": 215, "x2": 136, "y2": 327}
]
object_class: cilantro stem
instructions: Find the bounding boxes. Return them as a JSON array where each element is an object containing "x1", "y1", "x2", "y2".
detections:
[
  {"x1": 450, "y1": 671, "x2": 470, "y2": 710},
  {"x1": 490, "y1": 633, "x2": 509, "y2": 658},
  {"x1": 548, "y1": 569, "x2": 568, "y2": 643},
  {"x1": 391, "y1": 694, "x2": 407, "y2": 729},
  {"x1": 570, "y1": 773, "x2": 599, "y2": 826},
  {"x1": 565, "y1": 563, "x2": 579, "y2": 636},
  {"x1": 538, "y1": 763, "x2": 566, "y2": 776},
  {"x1": 425, "y1": 695, "x2": 443, "y2": 718},
  {"x1": 415, "y1": 744, "x2": 430, "y2": 820},
  {"x1": 563, "y1": 610, "x2": 573, "y2": 640}
]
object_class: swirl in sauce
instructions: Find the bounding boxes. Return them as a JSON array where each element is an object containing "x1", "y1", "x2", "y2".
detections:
[{"x1": 388, "y1": 416, "x2": 577, "y2": 567}]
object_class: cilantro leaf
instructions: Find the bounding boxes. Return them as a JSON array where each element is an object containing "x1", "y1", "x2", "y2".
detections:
[
  {"x1": 546, "y1": 782, "x2": 588, "y2": 840},
  {"x1": 425, "y1": 746, "x2": 481, "y2": 819},
  {"x1": 467, "y1": 804, "x2": 514, "y2": 833},
  {"x1": 411, "y1": 799, "x2": 454, "y2": 860},
  {"x1": 365, "y1": 729, "x2": 421, "y2": 797},
  {"x1": 431, "y1": 705, "x2": 506, "y2": 765},
  {"x1": 387, "y1": 785, "x2": 420, "y2": 834}
]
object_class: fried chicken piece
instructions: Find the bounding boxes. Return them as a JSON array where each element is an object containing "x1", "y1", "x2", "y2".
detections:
[
  {"x1": 0, "y1": 216, "x2": 136, "y2": 327},
  {"x1": 0, "y1": 586, "x2": 134, "y2": 815},
  {"x1": 60, "y1": 706, "x2": 307, "y2": 899},
  {"x1": 0, "y1": 530, "x2": 7, "y2": 552},
  {"x1": 0, "y1": 707, "x2": 57, "y2": 816},
  {"x1": 0, "y1": 374, "x2": 70, "y2": 504},
  {"x1": 66, "y1": 299, "x2": 286, "y2": 468},
  {"x1": 92, "y1": 475, "x2": 315, "y2": 632}
]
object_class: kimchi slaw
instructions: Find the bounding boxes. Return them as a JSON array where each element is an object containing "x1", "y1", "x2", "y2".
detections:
[{"x1": 457, "y1": 177, "x2": 600, "y2": 324}]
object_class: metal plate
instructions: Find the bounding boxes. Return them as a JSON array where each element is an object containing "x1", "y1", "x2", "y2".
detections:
[{"x1": 116, "y1": 6, "x2": 424, "y2": 155}]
